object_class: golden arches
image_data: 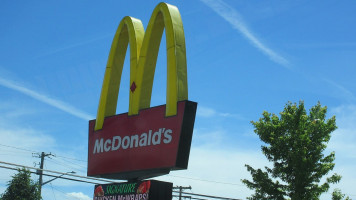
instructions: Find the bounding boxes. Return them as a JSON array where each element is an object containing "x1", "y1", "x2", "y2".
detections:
[{"x1": 95, "y1": 3, "x2": 188, "y2": 131}]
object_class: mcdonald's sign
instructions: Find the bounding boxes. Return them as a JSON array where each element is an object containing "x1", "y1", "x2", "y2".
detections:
[{"x1": 88, "y1": 3, "x2": 197, "y2": 180}]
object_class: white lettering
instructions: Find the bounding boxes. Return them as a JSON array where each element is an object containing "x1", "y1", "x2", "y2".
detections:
[
  {"x1": 163, "y1": 129, "x2": 172, "y2": 143},
  {"x1": 139, "y1": 133, "x2": 148, "y2": 147},
  {"x1": 104, "y1": 139, "x2": 112, "y2": 152},
  {"x1": 152, "y1": 129, "x2": 162, "y2": 145},
  {"x1": 93, "y1": 138, "x2": 104, "y2": 154},
  {"x1": 130, "y1": 135, "x2": 139, "y2": 148},
  {"x1": 112, "y1": 136, "x2": 121, "y2": 150},
  {"x1": 122, "y1": 136, "x2": 130, "y2": 149},
  {"x1": 92, "y1": 128, "x2": 174, "y2": 154},
  {"x1": 147, "y1": 130, "x2": 152, "y2": 145}
]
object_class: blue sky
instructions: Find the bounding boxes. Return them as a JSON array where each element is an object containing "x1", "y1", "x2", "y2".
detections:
[{"x1": 1, "y1": 0, "x2": 356, "y2": 199}]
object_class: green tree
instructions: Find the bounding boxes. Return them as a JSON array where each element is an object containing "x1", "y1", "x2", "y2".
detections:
[
  {"x1": 332, "y1": 188, "x2": 352, "y2": 200},
  {"x1": 242, "y1": 101, "x2": 341, "y2": 200},
  {"x1": 0, "y1": 168, "x2": 41, "y2": 200}
]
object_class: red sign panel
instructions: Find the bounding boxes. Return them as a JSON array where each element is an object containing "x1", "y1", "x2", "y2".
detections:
[
  {"x1": 93, "y1": 180, "x2": 172, "y2": 200},
  {"x1": 88, "y1": 101, "x2": 197, "y2": 180}
]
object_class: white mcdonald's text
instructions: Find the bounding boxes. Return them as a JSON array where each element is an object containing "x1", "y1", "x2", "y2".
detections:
[{"x1": 93, "y1": 128, "x2": 173, "y2": 154}]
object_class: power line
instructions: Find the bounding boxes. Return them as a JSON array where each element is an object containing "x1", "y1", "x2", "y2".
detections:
[
  {"x1": 0, "y1": 160, "x2": 118, "y2": 184},
  {"x1": 47, "y1": 159, "x2": 87, "y2": 174},
  {"x1": 173, "y1": 195, "x2": 208, "y2": 200},
  {"x1": 0, "y1": 143, "x2": 87, "y2": 163},
  {"x1": 55, "y1": 154, "x2": 87, "y2": 163},
  {"x1": 173, "y1": 191, "x2": 243, "y2": 200},
  {"x1": 0, "y1": 143, "x2": 38, "y2": 153},
  {"x1": 0, "y1": 164, "x2": 101, "y2": 185},
  {"x1": 168, "y1": 175, "x2": 245, "y2": 187},
  {"x1": 0, "y1": 148, "x2": 34, "y2": 155},
  {"x1": 50, "y1": 183, "x2": 57, "y2": 200}
]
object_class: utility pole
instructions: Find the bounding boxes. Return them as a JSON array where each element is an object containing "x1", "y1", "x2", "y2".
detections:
[
  {"x1": 173, "y1": 186, "x2": 192, "y2": 200},
  {"x1": 33, "y1": 152, "x2": 54, "y2": 195}
]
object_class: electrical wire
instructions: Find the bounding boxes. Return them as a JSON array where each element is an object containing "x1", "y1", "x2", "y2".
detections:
[
  {"x1": 173, "y1": 195, "x2": 208, "y2": 200},
  {"x1": 168, "y1": 175, "x2": 245, "y2": 187},
  {"x1": 0, "y1": 143, "x2": 39, "y2": 153},
  {"x1": 0, "y1": 164, "x2": 101, "y2": 185},
  {"x1": 55, "y1": 154, "x2": 87, "y2": 163},
  {"x1": 46, "y1": 159, "x2": 87, "y2": 174},
  {"x1": 52, "y1": 155, "x2": 87, "y2": 168},
  {"x1": 50, "y1": 183, "x2": 57, "y2": 200},
  {"x1": 0, "y1": 143, "x2": 87, "y2": 162},
  {"x1": 173, "y1": 191, "x2": 242, "y2": 200},
  {"x1": 0, "y1": 147, "x2": 34, "y2": 155},
  {"x1": 0, "y1": 160, "x2": 119, "y2": 184}
]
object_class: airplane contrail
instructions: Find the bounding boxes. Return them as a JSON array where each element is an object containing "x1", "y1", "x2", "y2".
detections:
[
  {"x1": 200, "y1": 0, "x2": 290, "y2": 69},
  {"x1": 0, "y1": 77, "x2": 94, "y2": 120}
]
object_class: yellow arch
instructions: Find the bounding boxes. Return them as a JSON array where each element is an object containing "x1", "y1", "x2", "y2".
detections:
[
  {"x1": 95, "y1": 3, "x2": 188, "y2": 131},
  {"x1": 95, "y1": 17, "x2": 144, "y2": 131},
  {"x1": 131, "y1": 2, "x2": 188, "y2": 116}
]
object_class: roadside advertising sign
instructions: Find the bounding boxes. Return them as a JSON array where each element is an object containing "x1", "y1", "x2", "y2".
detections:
[
  {"x1": 88, "y1": 2, "x2": 197, "y2": 180},
  {"x1": 93, "y1": 180, "x2": 172, "y2": 200}
]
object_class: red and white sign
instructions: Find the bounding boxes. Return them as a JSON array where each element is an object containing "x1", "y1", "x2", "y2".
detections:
[{"x1": 88, "y1": 101, "x2": 196, "y2": 180}]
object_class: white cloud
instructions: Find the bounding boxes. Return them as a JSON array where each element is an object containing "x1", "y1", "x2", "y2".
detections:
[
  {"x1": 40, "y1": 187, "x2": 93, "y2": 200},
  {"x1": 0, "y1": 77, "x2": 94, "y2": 120},
  {"x1": 156, "y1": 125, "x2": 270, "y2": 199},
  {"x1": 0, "y1": 104, "x2": 90, "y2": 192},
  {"x1": 321, "y1": 104, "x2": 356, "y2": 199},
  {"x1": 158, "y1": 146, "x2": 269, "y2": 200},
  {"x1": 197, "y1": 106, "x2": 244, "y2": 119},
  {"x1": 199, "y1": 0, "x2": 290, "y2": 68},
  {"x1": 67, "y1": 192, "x2": 92, "y2": 200},
  {"x1": 329, "y1": 104, "x2": 356, "y2": 158},
  {"x1": 0, "y1": 127, "x2": 55, "y2": 152},
  {"x1": 197, "y1": 106, "x2": 216, "y2": 117}
]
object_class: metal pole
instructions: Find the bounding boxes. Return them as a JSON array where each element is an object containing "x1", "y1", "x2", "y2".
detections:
[
  {"x1": 38, "y1": 152, "x2": 45, "y2": 194},
  {"x1": 179, "y1": 186, "x2": 182, "y2": 200}
]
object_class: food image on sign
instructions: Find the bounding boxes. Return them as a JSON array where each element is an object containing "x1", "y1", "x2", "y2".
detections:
[
  {"x1": 137, "y1": 181, "x2": 151, "y2": 194},
  {"x1": 94, "y1": 185, "x2": 104, "y2": 197}
]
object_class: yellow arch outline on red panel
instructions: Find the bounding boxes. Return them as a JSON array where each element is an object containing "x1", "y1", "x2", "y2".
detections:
[{"x1": 95, "y1": 3, "x2": 188, "y2": 131}]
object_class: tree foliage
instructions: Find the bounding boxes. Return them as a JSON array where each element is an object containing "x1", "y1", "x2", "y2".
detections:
[
  {"x1": 0, "y1": 168, "x2": 41, "y2": 200},
  {"x1": 332, "y1": 189, "x2": 352, "y2": 200},
  {"x1": 242, "y1": 101, "x2": 341, "y2": 200}
]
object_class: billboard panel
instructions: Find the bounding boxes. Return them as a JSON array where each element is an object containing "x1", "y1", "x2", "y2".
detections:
[
  {"x1": 88, "y1": 101, "x2": 196, "y2": 179},
  {"x1": 93, "y1": 180, "x2": 172, "y2": 200}
]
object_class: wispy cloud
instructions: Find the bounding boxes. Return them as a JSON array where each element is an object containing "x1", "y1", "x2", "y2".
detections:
[
  {"x1": 0, "y1": 77, "x2": 94, "y2": 120},
  {"x1": 34, "y1": 34, "x2": 111, "y2": 59},
  {"x1": 323, "y1": 78, "x2": 356, "y2": 102},
  {"x1": 197, "y1": 106, "x2": 244, "y2": 119},
  {"x1": 199, "y1": 0, "x2": 290, "y2": 68}
]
